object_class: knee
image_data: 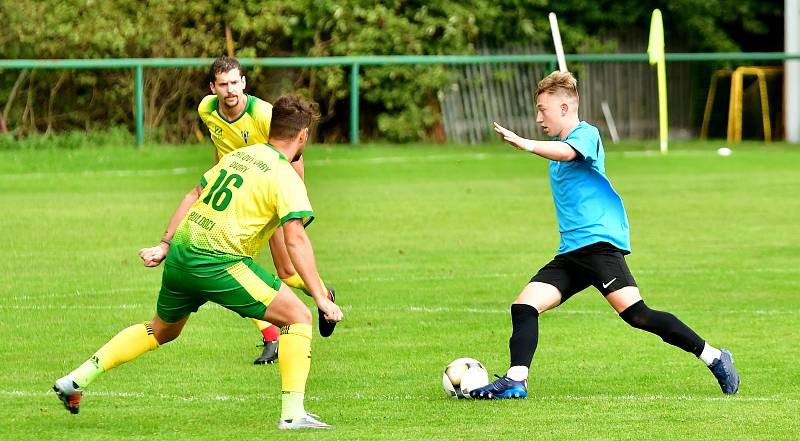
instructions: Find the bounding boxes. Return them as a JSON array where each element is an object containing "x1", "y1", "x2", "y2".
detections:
[
  {"x1": 296, "y1": 306, "x2": 313, "y2": 325},
  {"x1": 285, "y1": 304, "x2": 312, "y2": 325},
  {"x1": 150, "y1": 321, "x2": 182, "y2": 345},
  {"x1": 619, "y1": 300, "x2": 650, "y2": 329},
  {"x1": 514, "y1": 282, "x2": 561, "y2": 313}
]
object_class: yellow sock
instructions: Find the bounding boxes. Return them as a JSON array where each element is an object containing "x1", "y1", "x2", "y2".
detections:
[
  {"x1": 281, "y1": 274, "x2": 307, "y2": 292},
  {"x1": 281, "y1": 274, "x2": 326, "y2": 296},
  {"x1": 251, "y1": 318, "x2": 270, "y2": 331},
  {"x1": 278, "y1": 323, "x2": 312, "y2": 420},
  {"x1": 70, "y1": 322, "x2": 159, "y2": 388}
]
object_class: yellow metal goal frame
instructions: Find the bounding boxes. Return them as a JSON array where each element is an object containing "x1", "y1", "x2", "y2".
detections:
[{"x1": 700, "y1": 66, "x2": 782, "y2": 143}]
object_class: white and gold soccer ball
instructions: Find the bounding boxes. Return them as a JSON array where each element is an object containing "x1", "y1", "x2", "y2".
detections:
[{"x1": 442, "y1": 357, "x2": 489, "y2": 399}]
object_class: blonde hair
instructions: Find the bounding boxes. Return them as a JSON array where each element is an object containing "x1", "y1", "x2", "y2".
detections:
[{"x1": 535, "y1": 71, "x2": 579, "y2": 101}]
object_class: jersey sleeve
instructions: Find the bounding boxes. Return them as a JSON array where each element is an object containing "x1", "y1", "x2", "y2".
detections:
[
  {"x1": 273, "y1": 164, "x2": 314, "y2": 227},
  {"x1": 197, "y1": 95, "x2": 217, "y2": 126},
  {"x1": 255, "y1": 100, "x2": 273, "y2": 139},
  {"x1": 199, "y1": 161, "x2": 222, "y2": 188},
  {"x1": 562, "y1": 124, "x2": 601, "y2": 162}
]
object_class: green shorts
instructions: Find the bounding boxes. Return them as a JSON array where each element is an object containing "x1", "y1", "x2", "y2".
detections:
[{"x1": 157, "y1": 257, "x2": 282, "y2": 324}]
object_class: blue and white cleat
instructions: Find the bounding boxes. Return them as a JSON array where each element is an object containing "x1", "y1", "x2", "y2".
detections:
[
  {"x1": 708, "y1": 349, "x2": 740, "y2": 394},
  {"x1": 278, "y1": 413, "x2": 333, "y2": 430},
  {"x1": 470, "y1": 374, "x2": 527, "y2": 399}
]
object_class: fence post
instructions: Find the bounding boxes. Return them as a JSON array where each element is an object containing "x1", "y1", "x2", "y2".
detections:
[
  {"x1": 350, "y1": 62, "x2": 360, "y2": 145},
  {"x1": 135, "y1": 64, "x2": 144, "y2": 147}
]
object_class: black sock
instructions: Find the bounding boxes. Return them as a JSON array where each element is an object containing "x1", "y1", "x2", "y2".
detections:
[
  {"x1": 619, "y1": 300, "x2": 705, "y2": 356},
  {"x1": 509, "y1": 304, "x2": 540, "y2": 368}
]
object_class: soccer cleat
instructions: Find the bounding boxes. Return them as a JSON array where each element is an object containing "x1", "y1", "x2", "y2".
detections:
[
  {"x1": 254, "y1": 340, "x2": 279, "y2": 365},
  {"x1": 318, "y1": 287, "x2": 337, "y2": 337},
  {"x1": 708, "y1": 348, "x2": 740, "y2": 394},
  {"x1": 53, "y1": 377, "x2": 83, "y2": 414},
  {"x1": 469, "y1": 374, "x2": 528, "y2": 399},
  {"x1": 277, "y1": 413, "x2": 333, "y2": 430}
]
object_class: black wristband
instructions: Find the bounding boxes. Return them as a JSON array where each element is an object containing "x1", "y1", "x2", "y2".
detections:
[{"x1": 160, "y1": 239, "x2": 171, "y2": 246}]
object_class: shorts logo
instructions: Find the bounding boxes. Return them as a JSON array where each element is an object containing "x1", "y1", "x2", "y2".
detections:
[{"x1": 602, "y1": 278, "x2": 617, "y2": 289}]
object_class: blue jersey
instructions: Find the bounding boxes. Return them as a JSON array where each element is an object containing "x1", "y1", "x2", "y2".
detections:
[{"x1": 549, "y1": 121, "x2": 630, "y2": 254}]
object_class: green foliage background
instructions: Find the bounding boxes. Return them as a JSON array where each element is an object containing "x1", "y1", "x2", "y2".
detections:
[{"x1": 0, "y1": 0, "x2": 783, "y2": 142}]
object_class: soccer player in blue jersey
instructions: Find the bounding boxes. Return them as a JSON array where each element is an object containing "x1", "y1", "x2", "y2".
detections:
[{"x1": 470, "y1": 71, "x2": 739, "y2": 399}]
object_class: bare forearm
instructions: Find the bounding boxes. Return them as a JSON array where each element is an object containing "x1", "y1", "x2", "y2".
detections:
[
  {"x1": 162, "y1": 186, "x2": 200, "y2": 242},
  {"x1": 286, "y1": 240, "x2": 324, "y2": 300},
  {"x1": 284, "y1": 227, "x2": 325, "y2": 300}
]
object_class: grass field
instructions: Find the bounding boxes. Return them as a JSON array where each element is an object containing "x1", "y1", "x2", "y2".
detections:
[{"x1": 1, "y1": 141, "x2": 798, "y2": 440}]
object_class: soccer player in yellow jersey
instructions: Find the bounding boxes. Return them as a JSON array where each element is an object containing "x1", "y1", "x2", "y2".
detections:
[
  {"x1": 54, "y1": 95, "x2": 344, "y2": 429},
  {"x1": 198, "y1": 56, "x2": 335, "y2": 365}
]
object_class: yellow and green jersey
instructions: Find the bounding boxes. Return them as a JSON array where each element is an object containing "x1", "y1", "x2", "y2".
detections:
[
  {"x1": 168, "y1": 143, "x2": 314, "y2": 269},
  {"x1": 198, "y1": 94, "x2": 273, "y2": 159}
]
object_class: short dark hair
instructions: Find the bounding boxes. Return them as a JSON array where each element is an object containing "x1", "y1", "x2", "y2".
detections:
[
  {"x1": 209, "y1": 55, "x2": 242, "y2": 83},
  {"x1": 269, "y1": 95, "x2": 320, "y2": 140}
]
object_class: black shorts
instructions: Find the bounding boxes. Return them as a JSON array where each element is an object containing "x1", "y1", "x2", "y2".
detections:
[{"x1": 531, "y1": 242, "x2": 637, "y2": 301}]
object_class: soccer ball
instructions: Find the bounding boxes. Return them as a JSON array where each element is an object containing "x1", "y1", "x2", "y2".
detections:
[{"x1": 442, "y1": 357, "x2": 489, "y2": 399}]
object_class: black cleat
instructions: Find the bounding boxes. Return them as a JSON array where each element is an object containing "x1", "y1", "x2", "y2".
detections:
[
  {"x1": 254, "y1": 340, "x2": 278, "y2": 364},
  {"x1": 318, "y1": 287, "x2": 337, "y2": 337}
]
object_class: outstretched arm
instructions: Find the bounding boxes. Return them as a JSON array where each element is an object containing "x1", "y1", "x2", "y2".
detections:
[
  {"x1": 139, "y1": 184, "x2": 203, "y2": 267},
  {"x1": 493, "y1": 122, "x2": 577, "y2": 162},
  {"x1": 282, "y1": 219, "x2": 343, "y2": 323}
]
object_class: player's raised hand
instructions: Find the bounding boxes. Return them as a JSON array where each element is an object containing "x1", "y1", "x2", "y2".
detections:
[
  {"x1": 139, "y1": 243, "x2": 168, "y2": 267},
  {"x1": 494, "y1": 121, "x2": 534, "y2": 152}
]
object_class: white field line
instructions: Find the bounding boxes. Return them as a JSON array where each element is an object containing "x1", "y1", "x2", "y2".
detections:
[
  {"x1": 0, "y1": 304, "x2": 149, "y2": 310},
  {"x1": 405, "y1": 306, "x2": 798, "y2": 316},
  {"x1": 5, "y1": 389, "x2": 797, "y2": 404},
  {"x1": 1, "y1": 301, "x2": 795, "y2": 317},
  {"x1": 621, "y1": 150, "x2": 723, "y2": 158},
  {"x1": 0, "y1": 167, "x2": 196, "y2": 179},
  {"x1": 0, "y1": 149, "x2": 755, "y2": 180},
  {"x1": 10, "y1": 286, "x2": 153, "y2": 301},
  {"x1": 79, "y1": 168, "x2": 193, "y2": 177},
  {"x1": 308, "y1": 152, "x2": 492, "y2": 166},
  {"x1": 346, "y1": 267, "x2": 799, "y2": 283},
  {"x1": 9, "y1": 266, "x2": 798, "y2": 303},
  {"x1": 8, "y1": 265, "x2": 797, "y2": 302},
  {"x1": 0, "y1": 153, "x2": 499, "y2": 179}
]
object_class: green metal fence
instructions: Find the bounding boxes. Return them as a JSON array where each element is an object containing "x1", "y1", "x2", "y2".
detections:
[{"x1": 1, "y1": 52, "x2": 798, "y2": 145}]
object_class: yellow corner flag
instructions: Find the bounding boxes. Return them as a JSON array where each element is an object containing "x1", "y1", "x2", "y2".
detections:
[
  {"x1": 648, "y1": 9, "x2": 668, "y2": 154},
  {"x1": 647, "y1": 10, "x2": 664, "y2": 65}
]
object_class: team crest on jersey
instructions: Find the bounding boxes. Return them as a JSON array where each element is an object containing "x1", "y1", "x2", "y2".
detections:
[{"x1": 241, "y1": 130, "x2": 249, "y2": 143}]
